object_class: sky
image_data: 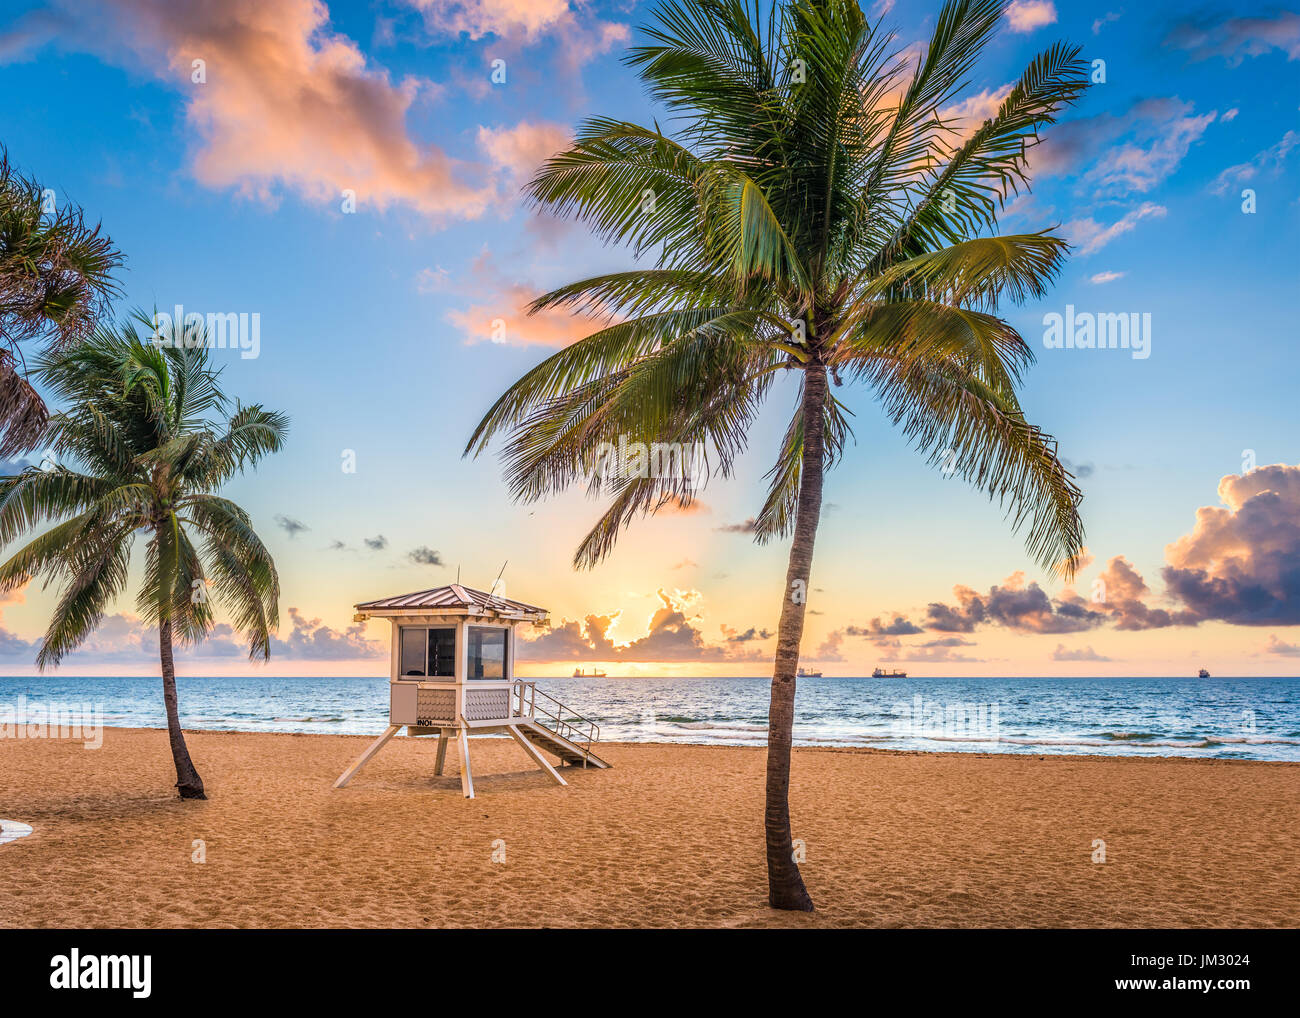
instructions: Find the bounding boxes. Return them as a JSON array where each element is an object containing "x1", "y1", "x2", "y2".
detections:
[{"x1": 0, "y1": 0, "x2": 1297, "y2": 677}]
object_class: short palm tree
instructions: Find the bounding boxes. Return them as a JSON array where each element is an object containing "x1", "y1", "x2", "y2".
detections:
[
  {"x1": 467, "y1": 0, "x2": 1087, "y2": 910},
  {"x1": 0, "y1": 148, "x2": 122, "y2": 457},
  {"x1": 0, "y1": 315, "x2": 287, "y2": 798}
]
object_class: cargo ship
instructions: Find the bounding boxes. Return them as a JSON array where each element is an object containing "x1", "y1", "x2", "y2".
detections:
[{"x1": 872, "y1": 667, "x2": 908, "y2": 678}]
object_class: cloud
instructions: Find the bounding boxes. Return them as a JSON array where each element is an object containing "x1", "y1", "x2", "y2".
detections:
[
  {"x1": 1263, "y1": 635, "x2": 1300, "y2": 657},
  {"x1": 721, "y1": 625, "x2": 772, "y2": 643},
  {"x1": 274, "y1": 514, "x2": 310, "y2": 538},
  {"x1": 941, "y1": 84, "x2": 1013, "y2": 141},
  {"x1": 1209, "y1": 130, "x2": 1299, "y2": 195},
  {"x1": 1084, "y1": 556, "x2": 1199, "y2": 631},
  {"x1": 814, "y1": 630, "x2": 844, "y2": 661},
  {"x1": 271, "y1": 607, "x2": 386, "y2": 659},
  {"x1": 401, "y1": 0, "x2": 629, "y2": 73},
  {"x1": 716, "y1": 518, "x2": 758, "y2": 534},
  {"x1": 0, "y1": 7, "x2": 70, "y2": 61},
  {"x1": 364, "y1": 534, "x2": 388, "y2": 551},
  {"x1": 442, "y1": 247, "x2": 603, "y2": 347},
  {"x1": 1051, "y1": 643, "x2": 1110, "y2": 661},
  {"x1": 1004, "y1": 1, "x2": 1057, "y2": 33},
  {"x1": 880, "y1": 642, "x2": 983, "y2": 664},
  {"x1": 1161, "y1": 464, "x2": 1300, "y2": 625},
  {"x1": 1092, "y1": 11, "x2": 1121, "y2": 35},
  {"x1": 477, "y1": 120, "x2": 571, "y2": 190},
  {"x1": 1164, "y1": 12, "x2": 1300, "y2": 65},
  {"x1": 408, "y1": 546, "x2": 443, "y2": 566},
  {"x1": 1089, "y1": 271, "x2": 1124, "y2": 285},
  {"x1": 1065, "y1": 202, "x2": 1167, "y2": 255},
  {"x1": 38, "y1": 0, "x2": 505, "y2": 222},
  {"x1": 846, "y1": 615, "x2": 925, "y2": 645},
  {"x1": 927, "y1": 573, "x2": 1105, "y2": 634},
  {"x1": 1034, "y1": 97, "x2": 1218, "y2": 199},
  {"x1": 519, "y1": 590, "x2": 761, "y2": 663}
]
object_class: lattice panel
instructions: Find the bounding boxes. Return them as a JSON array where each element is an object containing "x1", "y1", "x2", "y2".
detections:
[
  {"x1": 464, "y1": 688, "x2": 510, "y2": 722},
  {"x1": 415, "y1": 688, "x2": 456, "y2": 725}
]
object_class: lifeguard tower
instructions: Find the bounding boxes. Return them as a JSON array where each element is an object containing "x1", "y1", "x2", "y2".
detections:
[{"x1": 333, "y1": 584, "x2": 610, "y2": 797}]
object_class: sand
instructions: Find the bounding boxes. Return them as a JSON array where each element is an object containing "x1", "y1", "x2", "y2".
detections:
[{"x1": 1, "y1": 726, "x2": 1296, "y2": 928}]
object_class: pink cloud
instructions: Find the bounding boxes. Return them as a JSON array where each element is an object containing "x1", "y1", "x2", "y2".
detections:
[
  {"x1": 1065, "y1": 202, "x2": 1167, "y2": 256},
  {"x1": 477, "y1": 120, "x2": 572, "y2": 190},
  {"x1": 441, "y1": 247, "x2": 603, "y2": 347},
  {"x1": 1004, "y1": 1, "x2": 1057, "y2": 34},
  {"x1": 45, "y1": 0, "x2": 500, "y2": 220}
]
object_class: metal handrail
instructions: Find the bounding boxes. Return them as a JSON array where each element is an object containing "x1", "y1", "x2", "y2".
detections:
[{"x1": 511, "y1": 680, "x2": 601, "y2": 757}]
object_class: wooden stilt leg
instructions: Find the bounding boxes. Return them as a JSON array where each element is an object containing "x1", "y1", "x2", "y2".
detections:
[
  {"x1": 434, "y1": 728, "x2": 450, "y2": 776},
  {"x1": 458, "y1": 727, "x2": 474, "y2": 799},
  {"x1": 334, "y1": 725, "x2": 401, "y2": 788},
  {"x1": 507, "y1": 725, "x2": 567, "y2": 787}
]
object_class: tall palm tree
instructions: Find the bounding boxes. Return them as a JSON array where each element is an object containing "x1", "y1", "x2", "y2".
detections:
[
  {"x1": 0, "y1": 315, "x2": 287, "y2": 798},
  {"x1": 466, "y1": 0, "x2": 1087, "y2": 910},
  {"x1": 0, "y1": 148, "x2": 122, "y2": 457}
]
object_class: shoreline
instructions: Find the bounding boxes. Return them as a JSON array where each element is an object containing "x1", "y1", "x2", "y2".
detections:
[
  {"x1": 2, "y1": 727, "x2": 1297, "y2": 928},
  {"x1": 26, "y1": 722, "x2": 1300, "y2": 767}
]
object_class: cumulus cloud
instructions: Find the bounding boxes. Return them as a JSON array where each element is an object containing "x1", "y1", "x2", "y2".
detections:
[
  {"x1": 1004, "y1": 1, "x2": 1057, "y2": 33},
  {"x1": 1084, "y1": 556, "x2": 1199, "y2": 630},
  {"x1": 927, "y1": 572, "x2": 1105, "y2": 634},
  {"x1": 364, "y1": 534, "x2": 388, "y2": 551},
  {"x1": 1164, "y1": 11, "x2": 1300, "y2": 65},
  {"x1": 1161, "y1": 464, "x2": 1300, "y2": 625},
  {"x1": 1051, "y1": 643, "x2": 1110, "y2": 661},
  {"x1": 477, "y1": 120, "x2": 571, "y2": 190},
  {"x1": 442, "y1": 247, "x2": 603, "y2": 347},
  {"x1": 29, "y1": 0, "x2": 509, "y2": 221},
  {"x1": 519, "y1": 589, "x2": 762, "y2": 663},
  {"x1": 401, "y1": 0, "x2": 629, "y2": 73},
  {"x1": 1263, "y1": 635, "x2": 1300, "y2": 657},
  {"x1": 271, "y1": 608, "x2": 386, "y2": 659},
  {"x1": 716, "y1": 518, "x2": 758, "y2": 534}
]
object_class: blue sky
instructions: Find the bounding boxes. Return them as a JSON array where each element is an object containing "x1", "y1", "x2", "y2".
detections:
[{"x1": 0, "y1": 0, "x2": 1297, "y2": 676}]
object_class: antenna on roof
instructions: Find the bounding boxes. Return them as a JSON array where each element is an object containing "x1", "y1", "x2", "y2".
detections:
[
  {"x1": 490, "y1": 559, "x2": 508, "y2": 599},
  {"x1": 456, "y1": 564, "x2": 461, "y2": 584}
]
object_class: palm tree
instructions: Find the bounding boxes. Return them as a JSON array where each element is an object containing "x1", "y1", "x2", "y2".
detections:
[
  {"x1": 0, "y1": 315, "x2": 287, "y2": 798},
  {"x1": 466, "y1": 0, "x2": 1087, "y2": 910},
  {"x1": 0, "y1": 148, "x2": 123, "y2": 457}
]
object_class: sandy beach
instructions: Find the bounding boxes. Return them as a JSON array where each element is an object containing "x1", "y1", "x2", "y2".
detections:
[{"x1": 1, "y1": 727, "x2": 1296, "y2": 928}]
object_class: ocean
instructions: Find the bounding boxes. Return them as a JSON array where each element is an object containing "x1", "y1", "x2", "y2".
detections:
[{"x1": 3, "y1": 674, "x2": 1299, "y2": 761}]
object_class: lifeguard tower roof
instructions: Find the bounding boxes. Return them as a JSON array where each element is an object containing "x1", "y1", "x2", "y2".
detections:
[{"x1": 355, "y1": 584, "x2": 548, "y2": 621}]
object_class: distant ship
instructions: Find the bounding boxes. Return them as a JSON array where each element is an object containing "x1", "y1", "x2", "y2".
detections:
[
  {"x1": 573, "y1": 667, "x2": 607, "y2": 678},
  {"x1": 797, "y1": 667, "x2": 822, "y2": 677},
  {"x1": 872, "y1": 667, "x2": 908, "y2": 678},
  {"x1": 1198, "y1": 668, "x2": 1210, "y2": 678}
]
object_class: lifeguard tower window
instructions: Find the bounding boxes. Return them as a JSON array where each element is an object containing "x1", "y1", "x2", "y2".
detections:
[
  {"x1": 467, "y1": 626, "x2": 507, "y2": 680},
  {"x1": 398, "y1": 626, "x2": 456, "y2": 678}
]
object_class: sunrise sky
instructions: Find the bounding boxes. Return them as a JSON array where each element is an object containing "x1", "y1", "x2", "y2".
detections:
[{"x1": 0, "y1": 0, "x2": 1297, "y2": 677}]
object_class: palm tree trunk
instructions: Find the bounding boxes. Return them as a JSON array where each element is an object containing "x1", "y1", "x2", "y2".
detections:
[
  {"x1": 159, "y1": 617, "x2": 205, "y2": 799},
  {"x1": 764, "y1": 362, "x2": 828, "y2": 911}
]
